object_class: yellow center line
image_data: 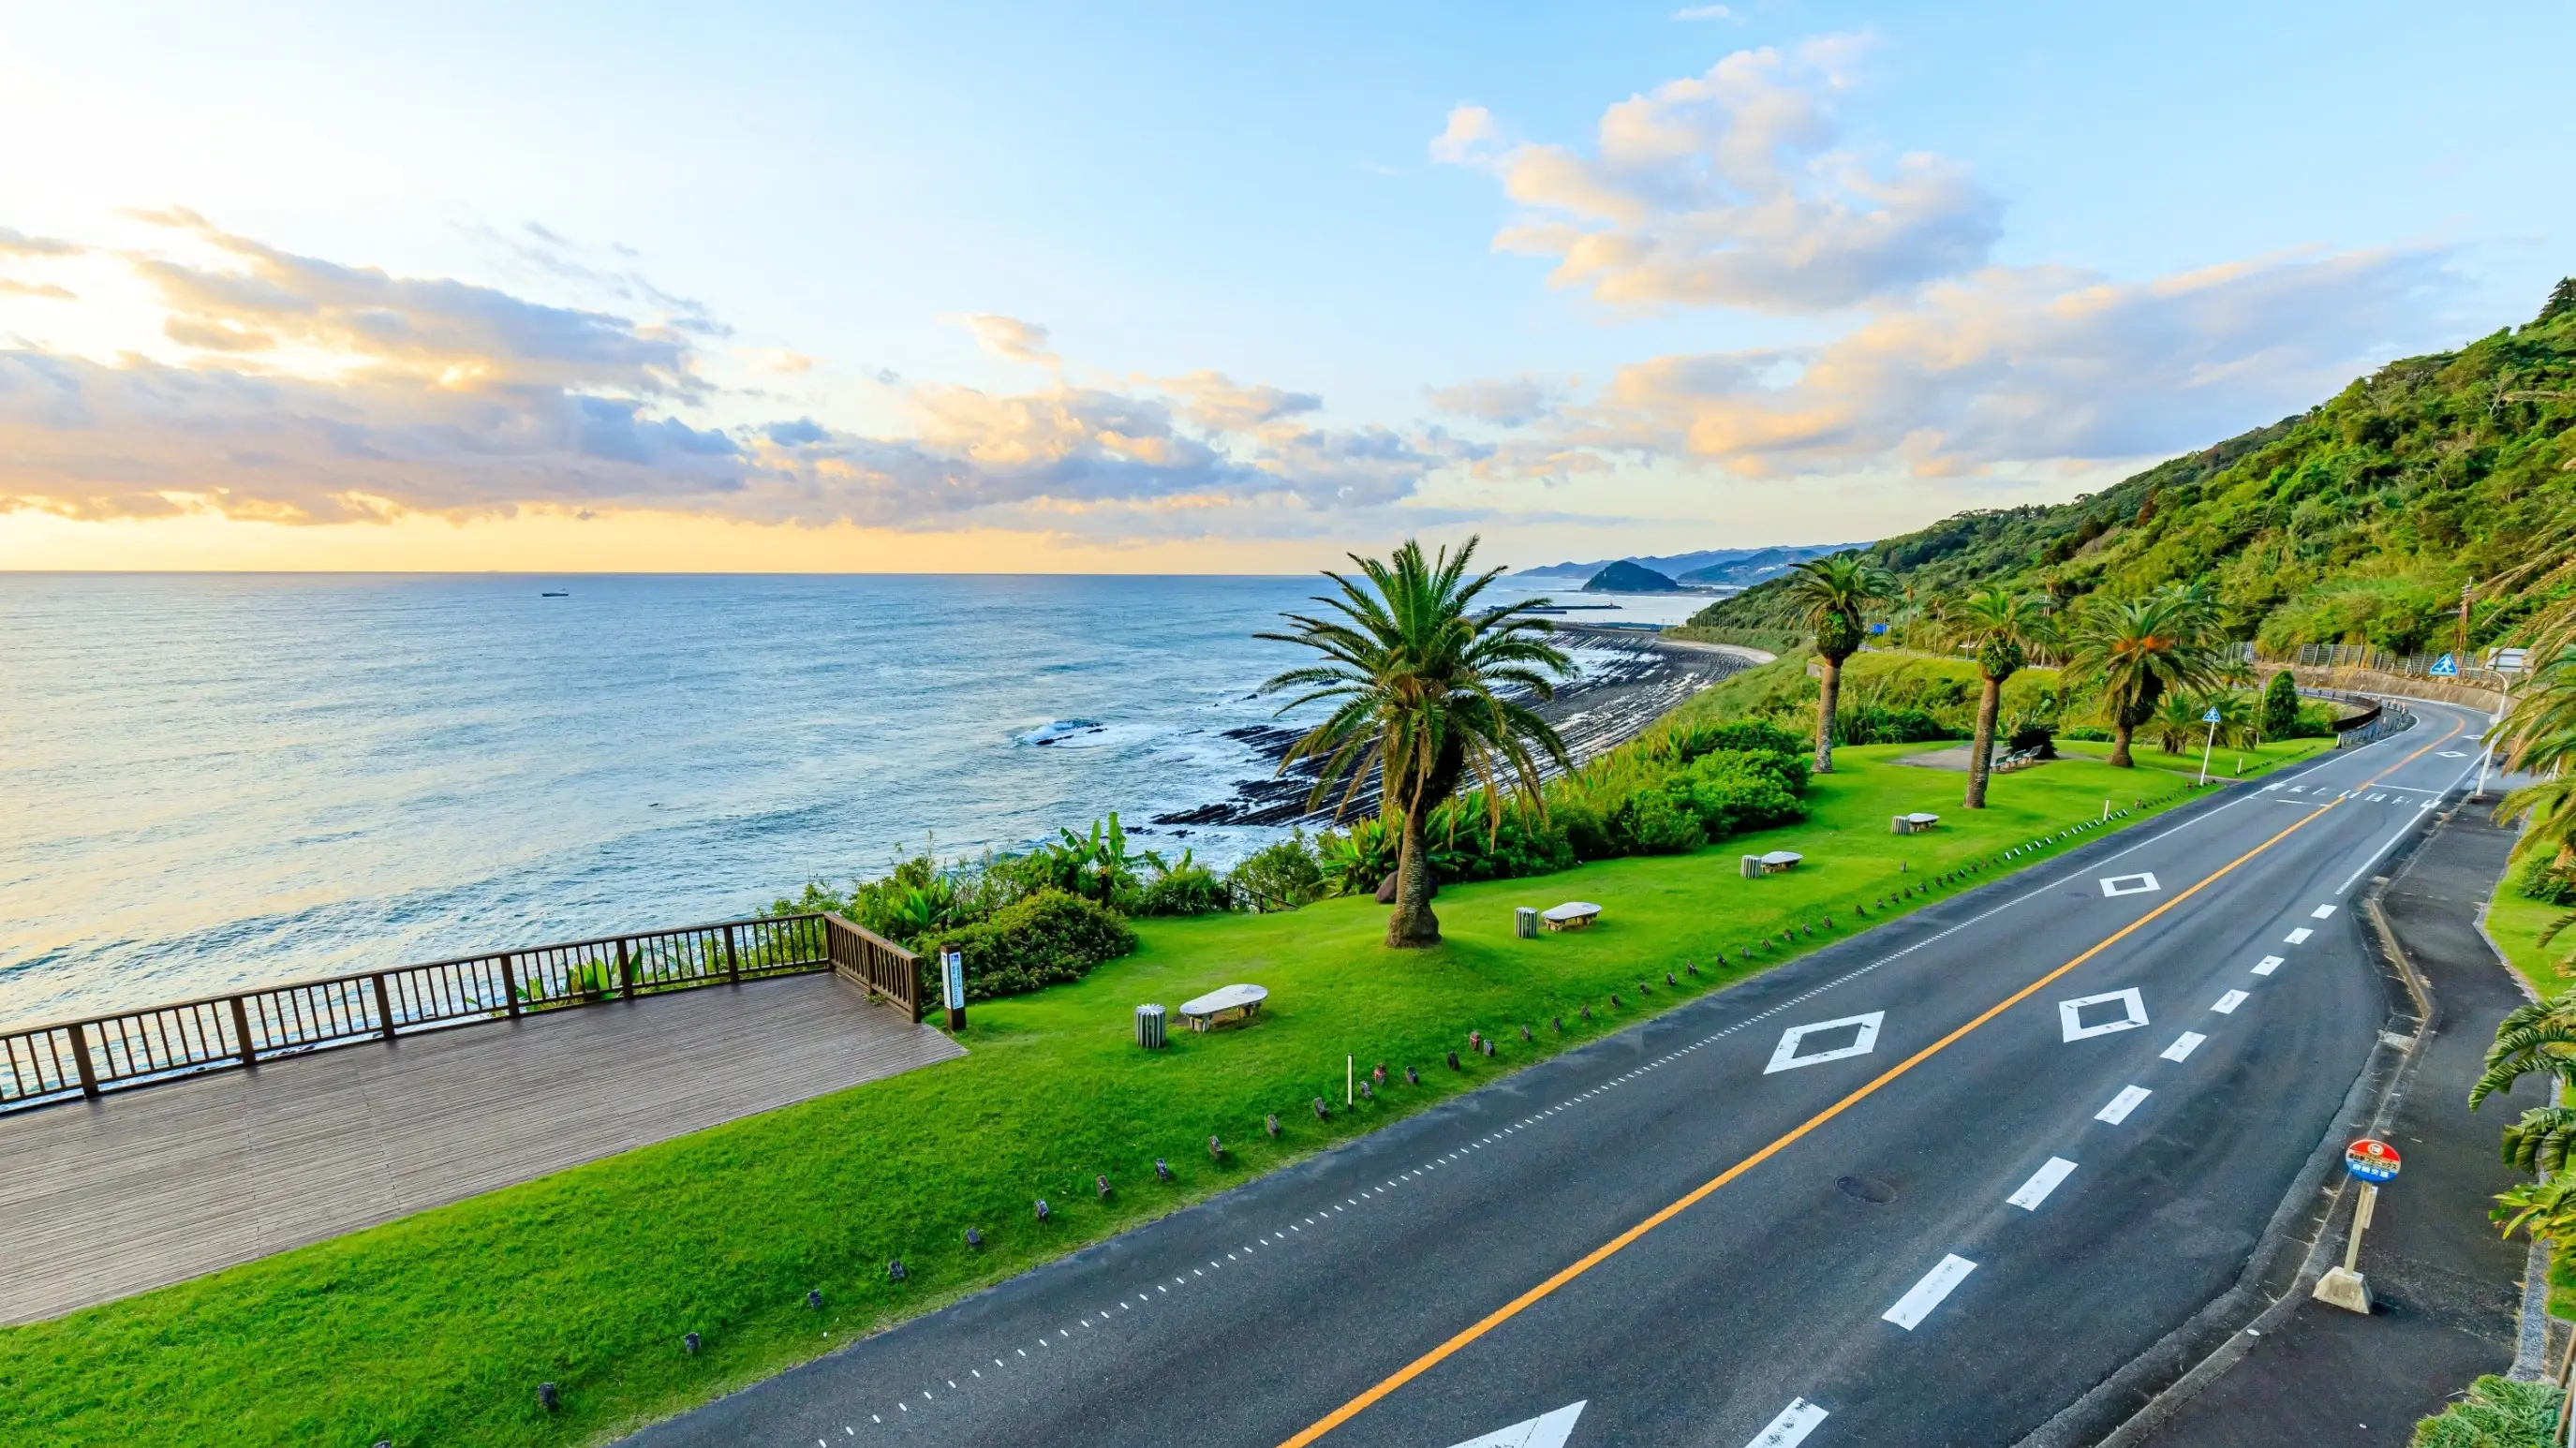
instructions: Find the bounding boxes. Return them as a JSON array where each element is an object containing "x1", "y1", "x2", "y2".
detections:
[{"x1": 1275, "y1": 715, "x2": 2467, "y2": 1448}]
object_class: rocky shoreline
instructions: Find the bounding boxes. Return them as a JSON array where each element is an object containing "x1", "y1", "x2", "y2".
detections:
[{"x1": 1153, "y1": 627, "x2": 1772, "y2": 829}]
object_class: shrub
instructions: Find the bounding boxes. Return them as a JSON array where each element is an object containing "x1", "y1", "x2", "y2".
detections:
[
  {"x1": 1834, "y1": 705, "x2": 1960, "y2": 745},
  {"x1": 2260, "y1": 669, "x2": 2301, "y2": 740},
  {"x1": 2517, "y1": 856, "x2": 2576, "y2": 908},
  {"x1": 2408, "y1": 1374, "x2": 2562, "y2": 1447},
  {"x1": 2063, "y1": 724, "x2": 2111, "y2": 741},
  {"x1": 1133, "y1": 850, "x2": 1229, "y2": 916},
  {"x1": 1315, "y1": 817, "x2": 1396, "y2": 896},
  {"x1": 1668, "y1": 749, "x2": 1810, "y2": 836},
  {"x1": 2006, "y1": 723, "x2": 2057, "y2": 759},
  {"x1": 921, "y1": 889, "x2": 1135, "y2": 1002},
  {"x1": 1228, "y1": 831, "x2": 1325, "y2": 910},
  {"x1": 1612, "y1": 790, "x2": 1708, "y2": 855}
]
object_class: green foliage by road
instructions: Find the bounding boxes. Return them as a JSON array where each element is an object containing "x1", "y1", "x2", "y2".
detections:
[
  {"x1": 0, "y1": 747, "x2": 2206, "y2": 1448},
  {"x1": 1694, "y1": 283, "x2": 2576, "y2": 655}
]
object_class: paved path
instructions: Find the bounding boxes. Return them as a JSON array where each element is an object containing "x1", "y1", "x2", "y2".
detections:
[
  {"x1": 2135, "y1": 805, "x2": 2544, "y2": 1445},
  {"x1": 0, "y1": 972, "x2": 961, "y2": 1324},
  {"x1": 629, "y1": 704, "x2": 2496, "y2": 1448}
]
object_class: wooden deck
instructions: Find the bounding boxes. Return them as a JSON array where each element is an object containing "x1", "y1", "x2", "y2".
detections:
[{"x1": 0, "y1": 971, "x2": 963, "y2": 1324}]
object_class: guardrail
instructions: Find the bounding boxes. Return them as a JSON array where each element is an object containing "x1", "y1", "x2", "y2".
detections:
[{"x1": 0, "y1": 912, "x2": 918, "y2": 1114}]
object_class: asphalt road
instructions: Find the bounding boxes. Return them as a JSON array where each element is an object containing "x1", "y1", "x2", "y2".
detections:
[{"x1": 629, "y1": 702, "x2": 2495, "y2": 1448}]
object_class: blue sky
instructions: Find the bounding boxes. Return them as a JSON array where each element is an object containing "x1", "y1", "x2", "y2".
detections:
[{"x1": 0, "y1": 1, "x2": 2567, "y2": 570}]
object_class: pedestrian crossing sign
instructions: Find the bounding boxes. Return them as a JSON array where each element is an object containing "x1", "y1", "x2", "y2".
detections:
[{"x1": 2429, "y1": 654, "x2": 2459, "y2": 676}]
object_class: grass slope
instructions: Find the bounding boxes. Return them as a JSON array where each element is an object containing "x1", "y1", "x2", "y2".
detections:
[
  {"x1": 0, "y1": 747, "x2": 2210, "y2": 1448},
  {"x1": 2484, "y1": 869, "x2": 2568, "y2": 997},
  {"x1": 2052, "y1": 735, "x2": 2332, "y2": 781}
]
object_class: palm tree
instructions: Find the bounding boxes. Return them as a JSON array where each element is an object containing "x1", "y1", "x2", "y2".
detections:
[
  {"x1": 1782, "y1": 553, "x2": 1897, "y2": 775},
  {"x1": 2065, "y1": 585, "x2": 2222, "y2": 768},
  {"x1": 1952, "y1": 587, "x2": 2050, "y2": 809},
  {"x1": 2469, "y1": 989, "x2": 2576, "y2": 1112},
  {"x1": 1258, "y1": 538, "x2": 1573, "y2": 949}
]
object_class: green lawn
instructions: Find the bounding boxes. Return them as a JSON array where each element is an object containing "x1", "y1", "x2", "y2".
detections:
[
  {"x1": 0, "y1": 747, "x2": 2208, "y2": 1448},
  {"x1": 2053, "y1": 734, "x2": 2333, "y2": 782},
  {"x1": 2485, "y1": 867, "x2": 2568, "y2": 997}
]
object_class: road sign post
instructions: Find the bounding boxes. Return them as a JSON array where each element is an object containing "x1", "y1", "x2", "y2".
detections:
[
  {"x1": 940, "y1": 948, "x2": 966, "y2": 1032},
  {"x1": 2198, "y1": 707, "x2": 2222, "y2": 786},
  {"x1": 2316, "y1": 1138, "x2": 2400, "y2": 1313}
]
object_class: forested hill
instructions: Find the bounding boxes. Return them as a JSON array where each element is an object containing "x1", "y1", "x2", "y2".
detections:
[{"x1": 1691, "y1": 279, "x2": 2576, "y2": 656}]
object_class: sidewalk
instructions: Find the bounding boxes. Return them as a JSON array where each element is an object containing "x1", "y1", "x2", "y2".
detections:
[{"x1": 2130, "y1": 807, "x2": 2546, "y2": 1445}]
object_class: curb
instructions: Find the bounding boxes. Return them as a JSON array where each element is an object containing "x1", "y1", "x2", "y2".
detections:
[{"x1": 2011, "y1": 789, "x2": 2447, "y2": 1448}]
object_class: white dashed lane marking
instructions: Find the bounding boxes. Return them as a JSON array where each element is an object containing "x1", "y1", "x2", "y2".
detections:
[
  {"x1": 2096, "y1": 1086, "x2": 2153, "y2": 1124},
  {"x1": 2285, "y1": 927, "x2": 2314, "y2": 944},
  {"x1": 2161, "y1": 1031, "x2": 2206, "y2": 1062},
  {"x1": 2253, "y1": 955, "x2": 2285, "y2": 976},
  {"x1": 2311, "y1": 904, "x2": 2337, "y2": 919},
  {"x1": 2211, "y1": 990, "x2": 2249, "y2": 1014},
  {"x1": 2006, "y1": 1158, "x2": 2078, "y2": 1210},
  {"x1": 1745, "y1": 1398, "x2": 1830, "y2": 1446},
  {"x1": 1883, "y1": 1254, "x2": 1978, "y2": 1330}
]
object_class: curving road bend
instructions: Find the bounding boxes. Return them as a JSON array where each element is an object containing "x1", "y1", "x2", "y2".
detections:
[{"x1": 628, "y1": 700, "x2": 2491, "y2": 1448}]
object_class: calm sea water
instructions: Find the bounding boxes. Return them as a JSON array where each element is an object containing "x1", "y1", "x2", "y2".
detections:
[{"x1": 0, "y1": 573, "x2": 1705, "y2": 1024}]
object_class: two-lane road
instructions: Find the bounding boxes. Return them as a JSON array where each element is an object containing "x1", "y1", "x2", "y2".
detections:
[{"x1": 631, "y1": 701, "x2": 2489, "y2": 1448}]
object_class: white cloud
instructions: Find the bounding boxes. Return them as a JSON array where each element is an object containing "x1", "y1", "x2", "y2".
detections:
[
  {"x1": 1529, "y1": 248, "x2": 2457, "y2": 478},
  {"x1": 1432, "y1": 35, "x2": 2002, "y2": 313},
  {"x1": 1428, "y1": 376, "x2": 1562, "y2": 427},
  {"x1": 951, "y1": 312, "x2": 1059, "y2": 365},
  {"x1": 1672, "y1": 6, "x2": 1738, "y2": 20}
]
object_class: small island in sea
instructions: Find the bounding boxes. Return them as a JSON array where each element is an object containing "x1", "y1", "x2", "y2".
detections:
[{"x1": 1580, "y1": 559, "x2": 1684, "y2": 593}]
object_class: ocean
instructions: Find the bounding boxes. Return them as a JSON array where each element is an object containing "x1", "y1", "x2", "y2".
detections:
[{"x1": 0, "y1": 573, "x2": 1712, "y2": 1025}]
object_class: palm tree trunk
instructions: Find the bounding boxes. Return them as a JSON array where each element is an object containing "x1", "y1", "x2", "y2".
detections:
[
  {"x1": 2108, "y1": 721, "x2": 2136, "y2": 769},
  {"x1": 1385, "y1": 805, "x2": 1442, "y2": 948},
  {"x1": 1814, "y1": 656, "x2": 1843, "y2": 775},
  {"x1": 1965, "y1": 676, "x2": 2002, "y2": 808}
]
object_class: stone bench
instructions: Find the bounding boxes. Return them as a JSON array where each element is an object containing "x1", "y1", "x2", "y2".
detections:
[
  {"x1": 1539, "y1": 902, "x2": 1602, "y2": 931},
  {"x1": 1178, "y1": 983, "x2": 1268, "y2": 1031}
]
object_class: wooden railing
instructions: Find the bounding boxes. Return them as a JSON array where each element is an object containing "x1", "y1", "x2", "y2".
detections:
[{"x1": 0, "y1": 912, "x2": 920, "y2": 1114}]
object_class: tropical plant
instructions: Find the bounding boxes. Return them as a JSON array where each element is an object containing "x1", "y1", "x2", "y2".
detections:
[
  {"x1": 1951, "y1": 587, "x2": 2051, "y2": 808},
  {"x1": 2470, "y1": 989, "x2": 2576, "y2": 1112},
  {"x1": 1133, "y1": 849, "x2": 1229, "y2": 917},
  {"x1": 2495, "y1": 1174, "x2": 2576, "y2": 1252},
  {"x1": 2501, "y1": 1105, "x2": 2576, "y2": 1178},
  {"x1": 2065, "y1": 584, "x2": 2223, "y2": 768},
  {"x1": 1781, "y1": 553, "x2": 1897, "y2": 775},
  {"x1": 1258, "y1": 537, "x2": 1574, "y2": 948},
  {"x1": 1035, "y1": 814, "x2": 1150, "y2": 909},
  {"x1": 1314, "y1": 817, "x2": 1397, "y2": 897}
]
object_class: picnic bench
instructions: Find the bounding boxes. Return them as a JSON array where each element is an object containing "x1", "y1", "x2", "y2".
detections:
[
  {"x1": 1741, "y1": 850, "x2": 1804, "y2": 878},
  {"x1": 1179, "y1": 983, "x2": 1268, "y2": 1031},
  {"x1": 1891, "y1": 812, "x2": 1942, "y2": 835},
  {"x1": 1539, "y1": 902, "x2": 1602, "y2": 932}
]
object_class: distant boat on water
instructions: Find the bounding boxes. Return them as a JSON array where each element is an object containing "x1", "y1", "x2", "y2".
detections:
[{"x1": 540, "y1": 590, "x2": 570, "y2": 598}]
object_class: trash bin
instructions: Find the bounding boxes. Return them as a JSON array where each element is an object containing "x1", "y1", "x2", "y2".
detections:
[
  {"x1": 1741, "y1": 854, "x2": 1762, "y2": 879},
  {"x1": 1134, "y1": 1003, "x2": 1166, "y2": 1049},
  {"x1": 1514, "y1": 907, "x2": 1538, "y2": 938}
]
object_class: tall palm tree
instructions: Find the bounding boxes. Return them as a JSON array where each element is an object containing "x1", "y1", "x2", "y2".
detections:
[
  {"x1": 2065, "y1": 584, "x2": 2222, "y2": 768},
  {"x1": 1258, "y1": 538, "x2": 1573, "y2": 949},
  {"x1": 1782, "y1": 553, "x2": 1897, "y2": 775},
  {"x1": 1952, "y1": 586, "x2": 2050, "y2": 809},
  {"x1": 2471, "y1": 989, "x2": 2576, "y2": 1111}
]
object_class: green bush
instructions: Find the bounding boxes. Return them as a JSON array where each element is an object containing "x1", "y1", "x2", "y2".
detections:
[
  {"x1": 1834, "y1": 705, "x2": 1960, "y2": 745},
  {"x1": 2516, "y1": 855, "x2": 2576, "y2": 908},
  {"x1": 2063, "y1": 725, "x2": 2111, "y2": 742},
  {"x1": 921, "y1": 889, "x2": 1136, "y2": 1002},
  {"x1": 1611, "y1": 790, "x2": 1708, "y2": 855},
  {"x1": 1133, "y1": 850, "x2": 1229, "y2": 917},
  {"x1": 1667, "y1": 749, "x2": 1810, "y2": 837},
  {"x1": 2410, "y1": 1375, "x2": 2562, "y2": 1447},
  {"x1": 2260, "y1": 669, "x2": 2301, "y2": 740},
  {"x1": 1228, "y1": 831, "x2": 1326, "y2": 910}
]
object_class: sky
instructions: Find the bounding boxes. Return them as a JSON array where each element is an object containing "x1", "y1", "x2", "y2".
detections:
[{"x1": 0, "y1": 1, "x2": 2568, "y2": 574}]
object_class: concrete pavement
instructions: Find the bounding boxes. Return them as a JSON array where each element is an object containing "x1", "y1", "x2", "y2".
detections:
[{"x1": 627, "y1": 703, "x2": 2495, "y2": 1448}]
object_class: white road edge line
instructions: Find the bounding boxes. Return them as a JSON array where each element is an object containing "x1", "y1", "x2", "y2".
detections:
[
  {"x1": 1884, "y1": 1254, "x2": 1978, "y2": 1330},
  {"x1": 2007, "y1": 1157, "x2": 2079, "y2": 1210},
  {"x1": 1745, "y1": 1398, "x2": 1830, "y2": 1447}
]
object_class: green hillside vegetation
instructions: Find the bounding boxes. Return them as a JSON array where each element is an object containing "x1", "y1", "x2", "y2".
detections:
[
  {"x1": 1693, "y1": 281, "x2": 2576, "y2": 655},
  {"x1": 1583, "y1": 559, "x2": 1683, "y2": 592}
]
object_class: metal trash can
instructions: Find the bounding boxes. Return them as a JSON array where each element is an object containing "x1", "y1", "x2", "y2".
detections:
[
  {"x1": 1514, "y1": 907, "x2": 1538, "y2": 938},
  {"x1": 1741, "y1": 854, "x2": 1762, "y2": 879},
  {"x1": 1134, "y1": 1003, "x2": 1167, "y2": 1050}
]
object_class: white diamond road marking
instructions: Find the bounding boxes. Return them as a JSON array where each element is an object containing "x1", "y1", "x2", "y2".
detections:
[
  {"x1": 2059, "y1": 988, "x2": 2150, "y2": 1042},
  {"x1": 2253, "y1": 955, "x2": 2285, "y2": 976},
  {"x1": 2312, "y1": 904, "x2": 2337, "y2": 919},
  {"x1": 1764, "y1": 1012, "x2": 1886, "y2": 1074},
  {"x1": 1884, "y1": 1254, "x2": 1978, "y2": 1329},
  {"x1": 2096, "y1": 1085, "x2": 2153, "y2": 1123},
  {"x1": 2007, "y1": 1157, "x2": 2079, "y2": 1209},
  {"x1": 2100, "y1": 872, "x2": 2161, "y2": 897},
  {"x1": 2161, "y1": 1031, "x2": 2207, "y2": 1061},
  {"x1": 1745, "y1": 1398, "x2": 1830, "y2": 1448},
  {"x1": 2285, "y1": 927, "x2": 2314, "y2": 944},
  {"x1": 2212, "y1": 989, "x2": 2249, "y2": 1014},
  {"x1": 1444, "y1": 1400, "x2": 1587, "y2": 1448}
]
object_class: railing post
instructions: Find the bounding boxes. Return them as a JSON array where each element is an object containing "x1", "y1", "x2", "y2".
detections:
[
  {"x1": 500, "y1": 953, "x2": 523, "y2": 1019},
  {"x1": 68, "y1": 1023, "x2": 100, "y2": 1099},
  {"x1": 724, "y1": 925, "x2": 741, "y2": 985},
  {"x1": 373, "y1": 973, "x2": 397, "y2": 1042},
  {"x1": 617, "y1": 938, "x2": 636, "y2": 1000},
  {"x1": 229, "y1": 996, "x2": 257, "y2": 1067}
]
